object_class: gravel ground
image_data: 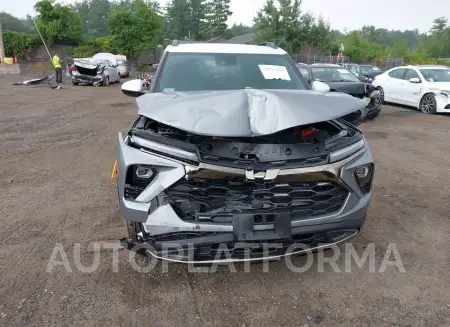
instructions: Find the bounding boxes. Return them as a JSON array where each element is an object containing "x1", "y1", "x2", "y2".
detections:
[{"x1": 0, "y1": 75, "x2": 449, "y2": 327}]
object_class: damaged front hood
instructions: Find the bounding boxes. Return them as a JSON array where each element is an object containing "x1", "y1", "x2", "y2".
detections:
[{"x1": 136, "y1": 89, "x2": 368, "y2": 137}]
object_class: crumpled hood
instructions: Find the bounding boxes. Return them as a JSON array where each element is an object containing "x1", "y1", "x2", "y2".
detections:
[{"x1": 136, "y1": 89, "x2": 368, "y2": 137}]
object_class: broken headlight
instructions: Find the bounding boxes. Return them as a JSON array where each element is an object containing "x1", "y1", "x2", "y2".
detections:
[
  {"x1": 354, "y1": 163, "x2": 374, "y2": 194},
  {"x1": 124, "y1": 165, "x2": 155, "y2": 200}
]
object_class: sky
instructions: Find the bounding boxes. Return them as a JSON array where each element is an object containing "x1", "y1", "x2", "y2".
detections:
[{"x1": 1, "y1": 0, "x2": 449, "y2": 33}]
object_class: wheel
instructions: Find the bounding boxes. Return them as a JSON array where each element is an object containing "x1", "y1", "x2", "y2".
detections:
[
  {"x1": 103, "y1": 76, "x2": 110, "y2": 86},
  {"x1": 377, "y1": 87, "x2": 385, "y2": 103},
  {"x1": 72, "y1": 81, "x2": 79, "y2": 86},
  {"x1": 419, "y1": 93, "x2": 437, "y2": 114},
  {"x1": 117, "y1": 75, "x2": 121, "y2": 83}
]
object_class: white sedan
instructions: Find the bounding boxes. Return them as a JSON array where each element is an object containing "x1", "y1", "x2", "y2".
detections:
[{"x1": 372, "y1": 65, "x2": 450, "y2": 114}]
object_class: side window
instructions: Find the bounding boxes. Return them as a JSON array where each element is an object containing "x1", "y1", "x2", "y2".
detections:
[
  {"x1": 297, "y1": 67, "x2": 310, "y2": 80},
  {"x1": 403, "y1": 69, "x2": 419, "y2": 80},
  {"x1": 388, "y1": 68, "x2": 405, "y2": 79}
]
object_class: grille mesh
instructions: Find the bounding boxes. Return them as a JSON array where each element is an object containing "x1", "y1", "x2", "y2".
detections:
[{"x1": 165, "y1": 176, "x2": 348, "y2": 222}]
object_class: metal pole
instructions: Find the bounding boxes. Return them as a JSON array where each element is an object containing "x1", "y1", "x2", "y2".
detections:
[
  {"x1": 32, "y1": 18, "x2": 54, "y2": 67},
  {"x1": 0, "y1": 23, "x2": 5, "y2": 63}
]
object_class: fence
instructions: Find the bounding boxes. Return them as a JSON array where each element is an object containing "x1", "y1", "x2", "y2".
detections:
[{"x1": 292, "y1": 54, "x2": 404, "y2": 71}]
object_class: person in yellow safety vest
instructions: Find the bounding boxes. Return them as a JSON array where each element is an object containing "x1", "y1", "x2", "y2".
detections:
[{"x1": 52, "y1": 52, "x2": 62, "y2": 83}]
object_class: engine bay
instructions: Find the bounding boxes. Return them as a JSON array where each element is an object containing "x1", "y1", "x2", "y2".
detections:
[{"x1": 129, "y1": 116, "x2": 363, "y2": 169}]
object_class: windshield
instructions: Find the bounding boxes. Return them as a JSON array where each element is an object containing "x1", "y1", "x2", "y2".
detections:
[
  {"x1": 419, "y1": 69, "x2": 450, "y2": 82},
  {"x1": 310, "y1": 67, "x2": 360, "y2": 82},
  {"x1": 360, "y1": 66, "x2": 381, "y2": 74},
  {"x1": 154, "y1": 53, "x2": 309, "y2": 92}
]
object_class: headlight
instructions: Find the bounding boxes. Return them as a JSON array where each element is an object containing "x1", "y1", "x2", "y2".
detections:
[
  {"x1": 354, "y1": 163, "x2": 374, "y2": 194},
  {"x1": 440, "y1": 90, "x2": 450, "y2": 97},
  {"x1": 330, "y1": 139, "x2": 365, "y2": 163}
]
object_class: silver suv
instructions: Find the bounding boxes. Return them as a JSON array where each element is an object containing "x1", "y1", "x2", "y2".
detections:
[{"x1": 114, "y1": 42, "x2": 374, "y2": 263}]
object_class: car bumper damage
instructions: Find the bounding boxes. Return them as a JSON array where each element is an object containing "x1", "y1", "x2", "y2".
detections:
[
  {"x1": 115, "y1": 89, "x2": 374, "y2": 263},
  {"x1": 71, "y1": 60, "x2": 106, "y2": 85},
  {"x1": 363, "y1": 90, "x2": 382, "y2": 119}
]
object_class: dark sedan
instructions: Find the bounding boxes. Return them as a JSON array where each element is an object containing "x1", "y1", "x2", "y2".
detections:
[
  {"x1": 297, "y1": 64, "x2": 382, "y2": 120},
  {"x1": 349, "y1": 64, "x2": 384, "y2": 83}
]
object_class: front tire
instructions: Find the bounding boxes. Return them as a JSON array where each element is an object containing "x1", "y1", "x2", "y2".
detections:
[
  {"x1": 419, "y1": 94, "x2": 437, "y2": 114},
  {"x1": 377, "y1": 87, "x2": 385, "y2": 104},
  {"x1": 103, "y1": 76, "x2": 110, "y2": 86},
  {"x1": 72, "y1": 81, "x2": 79, "y2": 86}
]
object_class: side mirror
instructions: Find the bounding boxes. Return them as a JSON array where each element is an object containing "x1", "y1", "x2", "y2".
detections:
[
  {"x1": 311, "y1": 81, "x2": 330, "y2": 93},
  {"x1": 409, "y1": 77, "x2": 421, "y2": 83},
  {"x1": 121, "y1": 79, "x2": 147, "y2": 97}
]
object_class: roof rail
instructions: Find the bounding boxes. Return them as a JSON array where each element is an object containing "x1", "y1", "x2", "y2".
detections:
[
  {"x1": 257, "y1": 42, "x2": 277, "y2": 49},
  {"x1": 172, "y1": 40, "x2": 179, "y2": 46}
]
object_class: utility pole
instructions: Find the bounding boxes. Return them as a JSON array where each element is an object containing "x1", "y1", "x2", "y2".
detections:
[{"x1": 0, "y1": 22, "x2": 5, "y2": 63}]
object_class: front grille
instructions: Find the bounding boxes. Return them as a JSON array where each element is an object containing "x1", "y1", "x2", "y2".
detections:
[{"x1": 165, "y1": 175, "x2": 349, "y2": 223}]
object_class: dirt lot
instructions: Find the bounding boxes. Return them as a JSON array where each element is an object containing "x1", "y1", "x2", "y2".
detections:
[{"x1": 0, "y1": 75, "x2": 449, "y2": 327}]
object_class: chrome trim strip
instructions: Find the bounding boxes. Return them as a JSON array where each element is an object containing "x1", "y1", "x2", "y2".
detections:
[
  {"x1": 130, "y1": 135, "x2": 198, "y2": 162},
  {"x1": 329, "y1": 139, "x2": 365, "y2": 163},
  {"x1": 145, "y1": 230, "x2": 359, "y2": 264}
]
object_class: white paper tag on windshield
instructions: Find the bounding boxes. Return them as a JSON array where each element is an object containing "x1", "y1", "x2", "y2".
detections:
[
  {"x1": 258, "y1": 65, "x2": 291, "y2": 81},
  {"x1": 338, "y1": 69, "x2": 349, "y2": 73}
]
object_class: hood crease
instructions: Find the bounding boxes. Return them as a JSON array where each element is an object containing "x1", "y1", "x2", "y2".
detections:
[{"x1": 136, "y1": 88, "x2": 368, "y2": 137}]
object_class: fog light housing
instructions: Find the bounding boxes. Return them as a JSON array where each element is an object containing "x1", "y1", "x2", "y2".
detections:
[
  {"x1": 124, "y1": 165, "x2": 156, "y2": 200},
  {"x1": 136, "y1": 166, "x2": 153, "y2": 179},
  {"x1": 354, "y1": 163, "x2": 374, "y2": 194}
]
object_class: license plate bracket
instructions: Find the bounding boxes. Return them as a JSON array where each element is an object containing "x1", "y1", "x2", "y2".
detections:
[{"x1": 233, "y1": 214, "x2": 291, "y2": 241}]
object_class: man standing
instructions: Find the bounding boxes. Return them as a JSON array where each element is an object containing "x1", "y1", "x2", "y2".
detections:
[{"x1": 52, "y1": 52, "x2": 62, "y2": 83}]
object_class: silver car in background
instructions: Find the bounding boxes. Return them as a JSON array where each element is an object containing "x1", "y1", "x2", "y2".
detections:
[{"x1": 117, "y1": 59, "x2": 129, "y2": 77}]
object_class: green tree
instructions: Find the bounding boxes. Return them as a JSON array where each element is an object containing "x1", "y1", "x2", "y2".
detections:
[
  {"x1": 430, "y1": 17, "x2": 447, "y2": 35},
  {"x1": 387, "y1": 38, "x2": 409, "y2": 57},
  {"x1": 0, "y1": 12, "x2": 33, "y2": 33},
  {"x1": 253, "y1": 0, "x2": 319, "y2": 54},
  {"x1": 164, "y1": 0, "x2": 192, "y2": 39},
  {"x1": 72, "y1": 0, "x2": 112, "y2": 38},
  {"x1": 309, "y1": 16, "x2": 331, "y2": 54},
  {"x1": 188, "y1": 0, "x2": 207, "y2": 40},
  {"x1": 34, "y1": 0, "x2": 84, "y2": 45},
  {"x1": 107, "y1": 0, "x2": 163, "y2": 57},
  {"x1": 3, "y1": 31, "x2": 40, "y2": 58},
  {"x1": 208, "y1": 0, "x2": 232, "y2": 38}
]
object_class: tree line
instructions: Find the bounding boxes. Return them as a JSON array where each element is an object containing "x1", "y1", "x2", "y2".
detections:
[{"x1": 1, "y1": 0, "x2": 449, "y2": 64}]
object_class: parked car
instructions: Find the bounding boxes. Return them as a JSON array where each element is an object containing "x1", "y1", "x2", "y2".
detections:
[
  {"x1": 342, "y1": 63, "x2": 357, "y2": 70},
  {"x1": 93, "y1": 52, "x2": 118, "y2": 66},
  {"x1": 115, "y1": 42, "x2": 374, "y2": 263},
  {"x1": 117, "y1": 59, "x2": 130, "y2": 77},
  {"x1": 349, "y1": 64, "x2": 384, "y2": 83},
  {"x1": 372, "y1": 65, "x2": 450, "y2": 114},
  {"x1": 297, "y1": 64, "x2": 382, "y2": 120},
  {"x1": 70, "y1": 58, "x2": 120, "y2": 86}
]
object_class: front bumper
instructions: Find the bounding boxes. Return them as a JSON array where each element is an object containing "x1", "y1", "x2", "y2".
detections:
[
  {"x1": 436, "y1": 93, "x2": 450, "y2": 113},
  {"x1": 362, "y1": 90, "x2": 382, "y2": 119},
  {"x1": 116, "y1": 133, "x2": 373, "y2": 262},
  {"x1": 71, "y1": 72, "x2": 103, "y2": 84}
]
